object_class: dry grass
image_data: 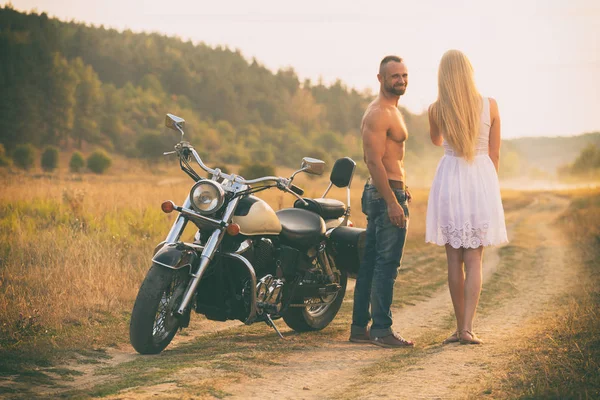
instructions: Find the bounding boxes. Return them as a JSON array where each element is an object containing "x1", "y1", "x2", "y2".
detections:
[
  {"x1": 0, "y1": 161, "x2": 420, "y2": 362},
  {"x1": 5, "y1": 157, "x2": 599, "y2": 399},
  {"x1": 0, "y1": 159, "x2": 436, "y2": 370},
  {"x1": 471, "y1": 189, "x2": 600, "y2": 399}
]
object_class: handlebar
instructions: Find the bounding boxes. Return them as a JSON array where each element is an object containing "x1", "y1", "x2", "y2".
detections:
[
  {"x1": 180, "y1": 142, "x2": 308, "y2": 205},
  {"x1": 290, "y1": 184, "x2": 304, "y2": 196}
]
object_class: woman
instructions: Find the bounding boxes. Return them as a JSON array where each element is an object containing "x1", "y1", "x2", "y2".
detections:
[{"x1": 426, "y1": 50, "x2": 508, "y2": 345}]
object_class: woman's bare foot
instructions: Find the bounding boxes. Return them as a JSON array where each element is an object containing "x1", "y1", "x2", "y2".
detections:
[
  {"x1": 442, "y1": 331, "x2": 460, "y2": 344},
  {"x1": 459, "y1": 330, "x2": 483, "y2": 345}
]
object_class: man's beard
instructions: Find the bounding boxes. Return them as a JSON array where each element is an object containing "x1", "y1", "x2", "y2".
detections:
[{"x1": 385, "y1": 83, "x2": 406, "y2": 96}]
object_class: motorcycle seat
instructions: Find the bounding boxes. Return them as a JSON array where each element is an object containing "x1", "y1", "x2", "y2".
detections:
[
  {"x1": 275, "y1": 208, "x2": 326, "y2": 250},
  {"x1": 293, "y1": 198, "x2": 346, "y2": 219}
]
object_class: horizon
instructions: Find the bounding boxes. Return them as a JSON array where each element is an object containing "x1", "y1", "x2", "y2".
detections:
[{"x1": 5, "y1": 0, "x2": 600, "y2": 139}]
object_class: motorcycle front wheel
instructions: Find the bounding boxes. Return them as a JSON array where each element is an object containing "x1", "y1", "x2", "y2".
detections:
[
  {"x1": 282, "y1": 269, "x2": 348, "y2": 332},
  {"x1": 129, "y1": 265, "x2": 190, "y2": 354}
]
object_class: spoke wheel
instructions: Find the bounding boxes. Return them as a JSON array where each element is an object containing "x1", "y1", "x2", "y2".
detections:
[
  {"x1": 130, "y1": 265, "x2": 190, "y2": 354},
  {"x1": 282, "y1": 268, "x2": 347, "y2": 332}
]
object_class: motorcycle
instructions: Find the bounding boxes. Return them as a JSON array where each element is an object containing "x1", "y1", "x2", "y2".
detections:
[{"x1": 129, "y1": 113, "x2": 366, "y2": 354}]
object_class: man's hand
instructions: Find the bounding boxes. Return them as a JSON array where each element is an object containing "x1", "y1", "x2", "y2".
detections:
[
  {"x1": 387, "y1": 202, "x2": 407, "y2": 228},
  {"x1": 406, "y1": 188, "x2": 412, "y2": 203}
]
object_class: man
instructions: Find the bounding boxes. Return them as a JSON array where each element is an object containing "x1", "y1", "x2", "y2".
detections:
[{"x1": 349, "y1": 55, "x2": 414, "y2": 348}]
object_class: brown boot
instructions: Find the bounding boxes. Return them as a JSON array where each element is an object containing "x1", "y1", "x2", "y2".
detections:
[{"x1": 349, "y1": 329, "x2": 371, "y2": 343}]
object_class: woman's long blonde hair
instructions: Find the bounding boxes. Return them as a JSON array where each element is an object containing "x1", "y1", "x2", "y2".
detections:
[{"x1": 431, "y1": 50, "x2": 481, "y2": 161}]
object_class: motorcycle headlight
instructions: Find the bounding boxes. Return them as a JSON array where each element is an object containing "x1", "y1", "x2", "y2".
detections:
[{"x1": 189, "y1": 180, "x2": 225, "y2": 215}]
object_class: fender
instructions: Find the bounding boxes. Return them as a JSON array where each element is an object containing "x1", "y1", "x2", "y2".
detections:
[
  {"x1": 151, "y1": 241, "x2": 259, "y2": 324},
  {"x1": 151, "y1": 242, "x2": 200, "y2": 271}
]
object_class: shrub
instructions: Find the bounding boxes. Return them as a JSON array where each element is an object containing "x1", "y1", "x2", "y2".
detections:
[
  {"x1": 136, "y1": 133, "x2": 172, "y2": 159},
  {"x1": 69, "y1": 151, "x2": 85, "y2": 173},
  {"x1": 41, "y1": 146, "x2": 60, "y2": 172},
  {"x1": 12, "y1": 144, "x2": 36, "y2": 170},
  {"x1": 0, "y1": 144, "x2": 10, "y2": 167},
  {"x1": 239, "y1": 162, "x2": 276, "y2": 180},
  {"x1": 86, "y1": 150, "x2": 112, "y2": 174}
]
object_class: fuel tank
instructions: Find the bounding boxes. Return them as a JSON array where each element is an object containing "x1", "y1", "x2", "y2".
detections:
[{"x1": 232, "y1": 195, "x2": 282, "y2": 235}]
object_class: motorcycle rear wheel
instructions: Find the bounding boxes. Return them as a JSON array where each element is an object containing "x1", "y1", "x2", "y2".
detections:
[
  {"x1": 130, "y1": 265, "x2": 190, "y2": 354},
  {"x1": 282, "y1": 270, "x2": 348, "y2": 332}
]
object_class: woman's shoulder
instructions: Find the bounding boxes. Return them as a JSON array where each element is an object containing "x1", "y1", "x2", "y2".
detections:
[
  {"x1": 487, "y1": 97, "x2": 499, "y2": 112},
  {"x1": 484, "y1": 96, "x2": 498, "y2": 107},
  {"x1": 428, "y1": 101, "x2": 438, "y2": 115},
  {"x1": 484, "y1": 96, "x2": 500, "y2": 120}
]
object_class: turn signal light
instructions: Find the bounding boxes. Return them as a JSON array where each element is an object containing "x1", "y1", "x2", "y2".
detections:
[
  {"x1": 161, "y1": 201, "x2": 175, "y2": 213},
  {"x1": 226, "y1": 223, "x2": 241, "y2": 236}
]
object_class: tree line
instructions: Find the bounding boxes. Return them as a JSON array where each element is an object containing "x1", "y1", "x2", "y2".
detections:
[
  {"x1": 3, "y1": 5, "x2": 595, "y2": 182},
  {"x1": 0, "y1": 6, "x2": 389, "y2": 173}
]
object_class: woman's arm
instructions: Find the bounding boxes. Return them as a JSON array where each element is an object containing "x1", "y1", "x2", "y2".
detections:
[
  {"x1": 428, "y1": 103, "x2": 443, "y2": 146},
  {"x1": 488, "y1": 98, "x2": 501, "y2": 173}
]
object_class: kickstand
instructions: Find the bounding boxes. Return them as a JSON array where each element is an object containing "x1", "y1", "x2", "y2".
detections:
[{"x1": 264, "y1": 313, "x2": 284, "y2": 339}]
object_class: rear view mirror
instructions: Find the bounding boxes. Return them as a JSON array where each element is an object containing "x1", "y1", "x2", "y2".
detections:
[
  {"x1": 301, "y1": 157, "x2": 326, "y2": 175},
  {"x1": 165, "y1": 114, "x2": 185, "y2": 133}
]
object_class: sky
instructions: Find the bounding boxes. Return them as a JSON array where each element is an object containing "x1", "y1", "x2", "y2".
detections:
[{"x1": 6, "y1": 0, "x2": 600, "y2": 139}]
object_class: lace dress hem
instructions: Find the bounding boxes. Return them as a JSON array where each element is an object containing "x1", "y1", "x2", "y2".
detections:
[
  {"x1": 425, "y1": 221, "x2": 508, "y2": 249},
  {"x1": 425, "y1": 238, "x2": 509, "y2": 249}
]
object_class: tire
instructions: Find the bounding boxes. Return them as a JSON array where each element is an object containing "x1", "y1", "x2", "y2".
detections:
[
  {"x1": 282, "y1": 269, "x2": 348, "y2": 332},
  {"x1": 129, "y1": 265, "x2": 190, "y2": 354}
]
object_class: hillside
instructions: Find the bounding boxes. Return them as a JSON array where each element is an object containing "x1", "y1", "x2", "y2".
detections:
[
  {"x1": 0, "y1": 6, "x2": 388, "y2": 171},
  {"x1": 0, "y1": 6, "x2": 596, "y2": 184},
  {"x1": 504, "y1": 132, "x2": 600, "y2": 177}
]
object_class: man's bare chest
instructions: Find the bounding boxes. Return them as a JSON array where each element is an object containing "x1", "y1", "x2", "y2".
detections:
[{"x1": 387, "y1": 113, "x2": 408, "y2": 143}]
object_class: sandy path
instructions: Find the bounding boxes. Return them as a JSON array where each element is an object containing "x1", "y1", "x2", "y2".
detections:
[
  {"x1": 216, "y1": 193, "x2": 574, "y2": 400},
  {"x1": 334, "y1": 193, "x2": 575, "y2": 400}
]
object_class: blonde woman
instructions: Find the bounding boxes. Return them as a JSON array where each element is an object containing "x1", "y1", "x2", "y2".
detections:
[{"x1": 426, "y1": 50, "x2": 508, "y2": 345}]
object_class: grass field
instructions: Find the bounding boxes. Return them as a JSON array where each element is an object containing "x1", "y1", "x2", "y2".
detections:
[
  {"x1": 0, "y1": 158, "x2": 599, "y2": 398},
  {"x1": 0, "y1": 159, "x2": 368, "y2": 363}
]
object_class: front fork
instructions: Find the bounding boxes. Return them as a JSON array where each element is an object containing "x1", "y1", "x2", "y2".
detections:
[
  {"x1": 164, "y1": 197, "x2": 192, "y2": 243},
  {"x1": 168, "y1": 196, "x2": 242, "y2": 316}
]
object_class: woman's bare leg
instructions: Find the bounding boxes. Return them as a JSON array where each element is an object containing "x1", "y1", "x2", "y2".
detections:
[
  {"x1": 462, "y1": 246, "x2": 484, "y2": 334},
  {"x1": 445, "y1": 244, "x2": 465, "y2": 333}
]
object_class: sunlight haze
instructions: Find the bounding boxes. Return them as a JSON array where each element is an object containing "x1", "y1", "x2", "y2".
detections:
[{"x1": 7, "y1": 0, "x2": 600, "y2": 139}]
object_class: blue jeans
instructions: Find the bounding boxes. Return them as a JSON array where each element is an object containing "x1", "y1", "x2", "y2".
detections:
[{"x1": 351, "y1": 182, "x2": 409, "y2": 338}]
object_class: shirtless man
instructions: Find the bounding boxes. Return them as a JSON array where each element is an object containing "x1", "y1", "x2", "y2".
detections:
[{"x1": 349, "y1": 55, "x2": 414, "y2": 348}]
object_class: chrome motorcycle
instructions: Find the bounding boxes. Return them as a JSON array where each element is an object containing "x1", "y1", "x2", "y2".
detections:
[{"x1": 129, "y1": 114, "x2": 366, "y2": 354}]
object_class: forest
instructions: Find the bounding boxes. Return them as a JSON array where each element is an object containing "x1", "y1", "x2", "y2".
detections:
[{"x1": 1, "y1": 5, "x2": 598, "y2": 182}]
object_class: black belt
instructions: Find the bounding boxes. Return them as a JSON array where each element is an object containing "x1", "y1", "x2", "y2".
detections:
[{"x1": 367, "y1": 178, "x2": 406, "y2": 190}]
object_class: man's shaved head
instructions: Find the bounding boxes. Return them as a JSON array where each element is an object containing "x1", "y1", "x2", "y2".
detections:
[{"x1": 379, "y1": 55, "x2": 404, "y2": 75}]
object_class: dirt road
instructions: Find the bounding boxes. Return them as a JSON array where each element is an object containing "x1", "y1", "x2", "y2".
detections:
[{"x1": 26, "y1": 192, "x2": 576, "y2": 399}]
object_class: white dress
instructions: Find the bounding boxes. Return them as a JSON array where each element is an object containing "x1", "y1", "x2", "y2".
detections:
[{"x1": 425, "y1": 97, "x2": 508, "y2": 249}]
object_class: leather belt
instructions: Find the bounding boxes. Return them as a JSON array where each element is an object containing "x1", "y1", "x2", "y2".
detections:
[
  {"x1": 388, "y1": 180, "x2": 406, "y2": 190},
  {"x1": 367, "y1": 177, "x2": 406, "y2": 190}
]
